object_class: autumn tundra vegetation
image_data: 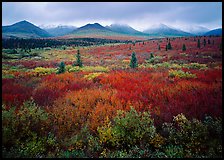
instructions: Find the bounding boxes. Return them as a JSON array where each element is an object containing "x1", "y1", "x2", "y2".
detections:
[{"x1": 2, "y1": 35, "x2": 222, "y2": 158}]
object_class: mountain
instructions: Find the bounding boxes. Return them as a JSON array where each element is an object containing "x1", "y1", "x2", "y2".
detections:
[
  {"x1": 67, "y1": 23, "x2": 131, "y2": 37},
  {"x1": 77, "y1": 23, "x2": 111, "y2": 31},
  {"x1": 143, "y1": 23, "x2": 193, "y2": 37},
  {"x1": 42, "y1": 25, "x2": 77, "y2": 37},
  {"x1": 2, "y1": 20, "x2": 52, "y2": 38},
  {"x1": 105, "y1": 24, "x2": 149, "y2": 36},
  {"x1": 204, "y1": 28, "x2": 222, "y2": 36},
  {"x1": 181, "y1": 25, "x2": 210, "y2": 35}
]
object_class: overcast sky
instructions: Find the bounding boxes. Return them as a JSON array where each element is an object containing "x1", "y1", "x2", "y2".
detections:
[{"x1": 2, "y1": 2, "x2": 222, "y2": 31}]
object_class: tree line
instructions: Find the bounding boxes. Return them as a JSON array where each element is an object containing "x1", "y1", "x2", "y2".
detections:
[{"x1": 2, "y1": 38, "x2": 127, "y2": 49}]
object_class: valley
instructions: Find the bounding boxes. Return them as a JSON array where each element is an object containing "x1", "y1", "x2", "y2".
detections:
[
  {"x1": 2, "y1": 32, "x2": 222, "y2": 158},
  {"x1": 2, "y1": 2, "x2": 222, "y2": 158}
]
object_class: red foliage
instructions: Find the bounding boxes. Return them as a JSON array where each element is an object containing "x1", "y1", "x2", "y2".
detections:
[
  {"x1": 98, "y1": 68, "x2": 222, "y2": 125},
  {"x1": 2, "y1": 78, "x2": 33, "y2": 109},
  {"x1": 32, "y1": 72, "x2": 93, "y2": 107}
]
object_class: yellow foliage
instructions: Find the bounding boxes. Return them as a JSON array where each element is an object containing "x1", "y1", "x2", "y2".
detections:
[
  {"x1": 122, "y1": 59, "x2": 130, "y2": 63},
  {"x1": 84, "y1": 72, "x2": 103, "y2": 80},
  {"x1": 150, "y1": 133, "x2": 166, "y2": 148},
  {"x1": 32, "y1": 67, "x2": 57, "y2": 76}
]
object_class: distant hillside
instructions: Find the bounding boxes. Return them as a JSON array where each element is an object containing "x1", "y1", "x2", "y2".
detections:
[
  {"x1": 204, "y1": 28, "x2": 222, "y2": 36},
  {"x1": 106, "y1": 24, "x2": 149, "y2": 36},
  {"x1": 2, "y1": 20, "x2": 52, "y2": 38},
  {"x1": 67, "y1": 23, "x2": 134, "y2": 37},
  {"x1": 143, "y1": 24, "x2": 193, "y2": 37},
  {"x1": 182, "y1": 25, "x2": 210, "y2": 35},
  {"x1": 43, "y1": 25, "x2": 77, "y2": 37}
]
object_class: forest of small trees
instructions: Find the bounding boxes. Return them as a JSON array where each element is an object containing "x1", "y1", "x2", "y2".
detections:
[{"x1": 2, "y1": 38, "x2": 128, "y2": 49}]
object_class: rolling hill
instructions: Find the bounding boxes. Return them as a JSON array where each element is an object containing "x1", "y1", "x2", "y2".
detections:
[{"x1": 2, "y1": 20, "x2": 52, "y2": 38}]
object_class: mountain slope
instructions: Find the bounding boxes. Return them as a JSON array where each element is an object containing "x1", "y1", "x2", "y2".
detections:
[
  {"x1": 67, "y1": 23, "x2": 132, "y2": 37},
  {"x1": 204, "y1": 28, "x2": 222, "y2": 36},
  {"x1": 43, "y1": 25, "x2": 77, "y2": 37},
  {"x1": 2, "y1": 20, "x2": 52, "y2": 38},
  {"x1": 143, "y1": 24, "x2": 193, "y2": 37},
  {"x1": 181, "y1": 25, "x2": 210, "y2": 35},
  {"x1": 105, "y1": 24, "x2": 149, "y2": 36}
]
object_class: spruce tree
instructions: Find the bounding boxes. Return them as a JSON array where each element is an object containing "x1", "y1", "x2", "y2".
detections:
[
  {"x1": 182, "y1": 44, "x2": 186, "y2": 51},
  {"x1": 208, "y1": 39, "x2": 211, "y2": 44},
  {"x1": 203, "y1": 39, "x2": 206, "y2": 46},
  {"x1": 197, "y1": 39, "x2": 200, "y2": 48},
  {"x1": 57, "y1": 61, "x2": 66, "y2": 74},
  {"x1": 165, "y1": 45, "x2": 168, "y2": 51},
  {"x1": 130, "y1": 52, "x2": 138, "y2": 68},
  {"x1": 150, "y1": 52, "x2": 154, "y2": 59},
  {"x1": 158, "y1": 44, "x2": 160, "y2": 50},
  {"x1": 73, "y1": 49, "x2": 83, "y2": 67},
  {"x1": 167, "y1": 41, "x2": 172, "y2": 50}
]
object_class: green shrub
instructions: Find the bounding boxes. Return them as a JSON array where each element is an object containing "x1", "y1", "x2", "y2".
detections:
[
  {"x1": 32, "y1": 67, "x2": 57, "y2": 76},
  {"x1": 98, "y1": 107, "x2": 156, "y2": 148},
  {"x1": 68, "y1": 66, "x2": 80, "y2": 72},
  {"x1": 3, "y1": 49, "x2": 18, "y2": 54},
  {"x1": 84, "y1": 72, "x2": 103, "y2": 80},
  {"x1": 162, "y1": 113, "x2": 222, "y2": 158},
  {"x1": 164, "y1": 145, "x2": 184, "y2": 158},
  {"x1": 2, "y1": 101, "x2": 58, "y2": 158},
  {"x1": 168, "y1": 69, "x2": 197, "y2": 79},
  {"x1": 105, "y1": 149, "x2": 130, "y2": 158},
  {"x1": 59, "y1": 150, "x2": 86, "y2": 158},
  {"x1": 183, "y1": 63, "x2": 208, "y2": 70}
]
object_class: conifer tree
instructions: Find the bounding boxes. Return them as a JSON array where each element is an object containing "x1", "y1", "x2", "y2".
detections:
[
  {"x1": 150, "y1": 52, "x2": 154, "y2": 59},
  {"x1": 197, "y1": 39, "x2": 200, "y2": 48},
  {"x1": 208, "y1": 39, "x2": 211, "y2": 44},
  {"x1": 203, "y1": 39, "x2": 206, "y2": 46},
  {"x1": 57, "y1": 61, "x2": 65, "y2": 74},
  {"x1": 182, "y1": 44, "x2": 186, "y2": 51},
  {"x1": 130, "y1": 52, "x2": 138, "y2": 68},
  {"x1": 167, "y1": 41, "x2": 172, "y2": 50},
  {"x1": 73, "y1": 49, "x2": 83, "y2": 67}
]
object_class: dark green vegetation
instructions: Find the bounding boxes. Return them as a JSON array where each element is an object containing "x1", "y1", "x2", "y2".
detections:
[
  {"x1": 2, "y1": 38, "x2": 126, "y2": 49},
  {"x1": 129, "y1": 52, "x2": 138, "y2": 68},
  {"x1": 57, "y1": 62, "x2": 66, "y2": 74},
  {"x1": 73, "y1": 50, "x2": 83, "y2": 67},
  {"x1": 182, "y1": 44, "x2": 186, "y2": 51}
]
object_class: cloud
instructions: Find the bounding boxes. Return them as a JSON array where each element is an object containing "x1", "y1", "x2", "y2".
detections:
[{"x1": 2, "y1": 2, "x2": 222, "y2": 31}]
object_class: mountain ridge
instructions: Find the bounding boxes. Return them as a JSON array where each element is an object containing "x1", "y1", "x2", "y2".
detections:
[
  {"x1": 203, "y1": 28, "x2": 222, "y2": 36},
  {"x1": 143, "y1": 23, "x2": 193, "y2": 37},
  {"x1": 2, "y1": 20, "x2": 222, "y2": 39},
  {"x1": 2, "y1": 20, "x2": 51, "y2": 38}
]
